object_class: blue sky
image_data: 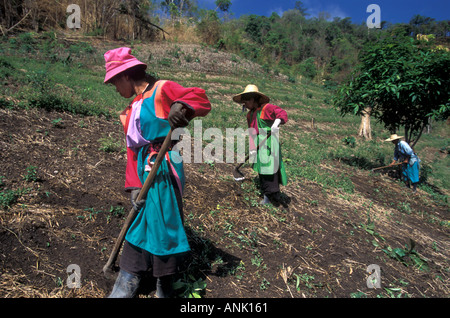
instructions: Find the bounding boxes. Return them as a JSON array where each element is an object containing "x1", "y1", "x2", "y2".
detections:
[{"x1": 197, "y1": 0, "x2": 449, "y2": 24}]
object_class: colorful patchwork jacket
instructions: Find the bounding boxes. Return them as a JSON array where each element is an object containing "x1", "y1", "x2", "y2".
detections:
[{"x1": 120, "y1": 80, "x2": 211, "y2": 191}]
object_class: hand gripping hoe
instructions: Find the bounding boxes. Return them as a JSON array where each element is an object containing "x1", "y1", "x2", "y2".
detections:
[{"x1": 233, "y1": 132, "x2": 270, "y2": 182}]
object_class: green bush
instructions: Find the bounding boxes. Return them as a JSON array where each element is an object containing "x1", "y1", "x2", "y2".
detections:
[
  {"x1": 342, "y1": 136, "x2": 356, "y2": 148},
  {"x1": 98, "y1": 137, "x2": 123, "y2": 153},
  {"x1": 296, "y1": 57, "x2": 318, "y2": 80},
  {"x1": 0, "y1": 98, "x2": 14, "y2": 109},
  {"x1": 0, "y1": 189, "x2": 19, "y2": 209},
  {"x1": 0, "y1": 57, "x2": 14, "y2": 84},
  {"x1": 23, "y1": 166, "x2": 38, "y2": 182},
  {"x1": 197, "y1": 10, "x2": 222, "y2": 46}
]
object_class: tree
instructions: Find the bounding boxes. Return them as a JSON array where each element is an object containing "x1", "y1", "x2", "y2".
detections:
[
  {"x1": 160, "y1": 0, "x2": 198, "y2": 23},
  {"x1": 409, "y1": 14, "x2": 435, "y2": 36},
  {"x1": 215, "y1": 0, "x2": 231, "y2": 13},
  {"x1": 334, "y1": 35, "x2": 450, "y2": 147},
  {"x1": 294, "y1": 1, "x2": 309, "y2": 16},
  {"x1": 197, "y1": 9, "x2": 221, "y2": 45},
  {"x1": 244, "y1": 15, "x2": 271, "y2": 45},
  {"x1": 118, "y1": 0, "x2": 168, "y2": 40}
]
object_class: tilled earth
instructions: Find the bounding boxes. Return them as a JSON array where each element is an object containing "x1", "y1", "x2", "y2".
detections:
[{"x1": 0, "y1": 106, "x2": 448, "y2": 298}]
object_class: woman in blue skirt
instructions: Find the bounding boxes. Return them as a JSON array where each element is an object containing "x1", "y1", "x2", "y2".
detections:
[{"x1": 385, "y1": 134, "x2": 420, "y2": 194}]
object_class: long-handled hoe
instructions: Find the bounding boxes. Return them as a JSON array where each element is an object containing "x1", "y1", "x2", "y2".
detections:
[
  {"x1": 371, "y1": 162, "x2": 403, "y2": 172},
  {"x1": 103, "y1": 129, "x2": 173, "y2": 279},
  {"x1": 233, "y1": 133, "x2": 270, "y2": 182}
]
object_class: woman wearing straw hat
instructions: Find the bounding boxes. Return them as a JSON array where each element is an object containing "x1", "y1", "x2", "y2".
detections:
[
  {"x1": 385, "y1": 134, "x2": 420, "y2": 194},
  {"x1": 233, "y1": 84, "x2": 289, "y2": 207},
  {"x1": 103, "y1": 47, "x2": 211, "y2": 297}
]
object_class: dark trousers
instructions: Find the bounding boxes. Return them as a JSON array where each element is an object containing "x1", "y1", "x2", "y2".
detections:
[
  {"x1": 120, "y1": 241, "x2": 186, "y2": 277},
  {"x1": 119, "y1": 166, "x2": 187, "y2": 278},
  {"x1": 259, "y1": 172, "x2": 280, "y2": 195}
]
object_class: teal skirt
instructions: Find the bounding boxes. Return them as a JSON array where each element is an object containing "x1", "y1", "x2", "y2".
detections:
[
  {"x1": 125, "y1": 149, "x2": 190, "y2": 256},
  {"x1": 402, "y1": 161, "x2": 420, "y2": 184}
]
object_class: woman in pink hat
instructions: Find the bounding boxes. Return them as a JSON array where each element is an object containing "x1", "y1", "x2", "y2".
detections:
[{"x1": 103, "y1": 47, "x2": 211, "y2": 298}]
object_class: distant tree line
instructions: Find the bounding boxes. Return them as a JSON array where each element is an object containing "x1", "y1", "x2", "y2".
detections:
[{"x1": 1, "y1": 0, "x2": 448, "y2": 83}]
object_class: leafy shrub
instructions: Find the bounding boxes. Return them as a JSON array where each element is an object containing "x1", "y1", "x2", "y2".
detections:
[
  {"x1": 68, "y1": 42, "x2": 96, "y2": 56},
  {"x1": 197, "y1": 10, "x2": 222, "y2": 46},
  {"x1": 18, "y1": 32, "x2": 37, "y2": 53},
  {"x1": 342, "y1": 136, "x2": 356, "y2": 148},
  {"x1": 0, "y1": 57, "x2": 15, "y2": 85},
  {"x1": 23, "y1": 166, "x2": 38, "y2": 182},
  {"x1": 297, "y1": 57, "x2": 318, "y2": 80},
  {"x1": 0, "y1": 189, "x2": 20, "y2": 210},
  {"x1": 159, "y1": 58, "x2": 172, "y2": 67},
  {"x1": 98, "y1": 136, "x2": 122, "y2": 153},
  {"x1": 0, "y1": 98, "x2": 14, "y2": 109}
]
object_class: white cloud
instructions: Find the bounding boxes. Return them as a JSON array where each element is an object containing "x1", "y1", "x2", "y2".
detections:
[
  {"x1": 322, "y1": 4, "x2": 348, "y2": 19},
  {"x1": 267, "y1": 7, "x2": 286, "y2": 17},
  {"x1": 303, "y1": 0, "x2": 349, "y2": 20}
]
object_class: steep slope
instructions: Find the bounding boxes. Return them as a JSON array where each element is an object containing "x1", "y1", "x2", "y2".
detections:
[{"x1": 0, "y1": 40, "x2": 448, "y2": 299}]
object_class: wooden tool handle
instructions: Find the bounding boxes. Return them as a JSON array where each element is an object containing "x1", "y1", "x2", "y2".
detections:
[
  {"x1": 371, "y1": 162, "x2": 403, "y2": 171},
  {"x1": 103, "y1": 129, "x2": 173, "y2": 277}
]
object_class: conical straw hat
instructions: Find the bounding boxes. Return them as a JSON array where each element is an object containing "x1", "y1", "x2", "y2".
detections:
[
  {"x1": 384, "y1": 134, "x2": 403, "y2": 142},
  {"x1": 233, "y1": 84, "x2": 270, "y2": 104}
]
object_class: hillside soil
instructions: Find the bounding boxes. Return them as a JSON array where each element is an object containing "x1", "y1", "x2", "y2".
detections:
[
  {"x1": 0, "y1": 37, "x2": 448, "y2": 299},
  {"x1": 0, "y1": 105, "x2": 448, "y2": 299}
]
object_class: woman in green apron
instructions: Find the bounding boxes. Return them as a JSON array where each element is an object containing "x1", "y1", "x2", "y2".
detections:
[{"x1": 233, "y1": 85, "x2": 289, "y2": 207}]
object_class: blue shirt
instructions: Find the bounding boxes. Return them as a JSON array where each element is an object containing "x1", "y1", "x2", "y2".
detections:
[{"x1": 394, "y1": 141, "x2": 420, "y2": 166}]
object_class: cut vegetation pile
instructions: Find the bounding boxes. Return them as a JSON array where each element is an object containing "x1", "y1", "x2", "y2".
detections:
[{"x1": 0, "y1": 33, "x2": 448, "y2": 298}]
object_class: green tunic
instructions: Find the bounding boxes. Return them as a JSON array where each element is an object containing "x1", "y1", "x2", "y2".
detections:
[{"x1": 250, "y1": 106, "x2": 288, "y2": 186}]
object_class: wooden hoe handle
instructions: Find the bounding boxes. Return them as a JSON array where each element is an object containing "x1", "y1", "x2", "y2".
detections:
[
  {"x1": 103, "y1": 129, "x2": 173, "y2": 278},
  {"x1": 371, "y1": 162, "x2": 403, "y2": 171}
]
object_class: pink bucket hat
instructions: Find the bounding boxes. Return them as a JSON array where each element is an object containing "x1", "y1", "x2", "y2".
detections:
[{"x1": 103, "y1": 47, "x2": 147, "y2": 83}]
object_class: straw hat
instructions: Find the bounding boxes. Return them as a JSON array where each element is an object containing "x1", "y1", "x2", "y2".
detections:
[
  {"x1": 233, "y1": 85, "x2": 270, "y2": 104},
  {"x1": 104, "y1": 47, "x2": 147, "y2": 83},
  {"x1": 385, "y1": 134, "x2": 403, "y2": 142}
]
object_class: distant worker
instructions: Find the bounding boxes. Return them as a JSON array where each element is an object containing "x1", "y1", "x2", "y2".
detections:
[
  {"x1": 233, "y1": 84, "x2": 290, "y2": 207},
  {"x1": 385, "y1": 134, "x2": 420, "y2": 194},
  {"x1": 103, "y1": 47, "x2": 211, "y2": 298}
]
